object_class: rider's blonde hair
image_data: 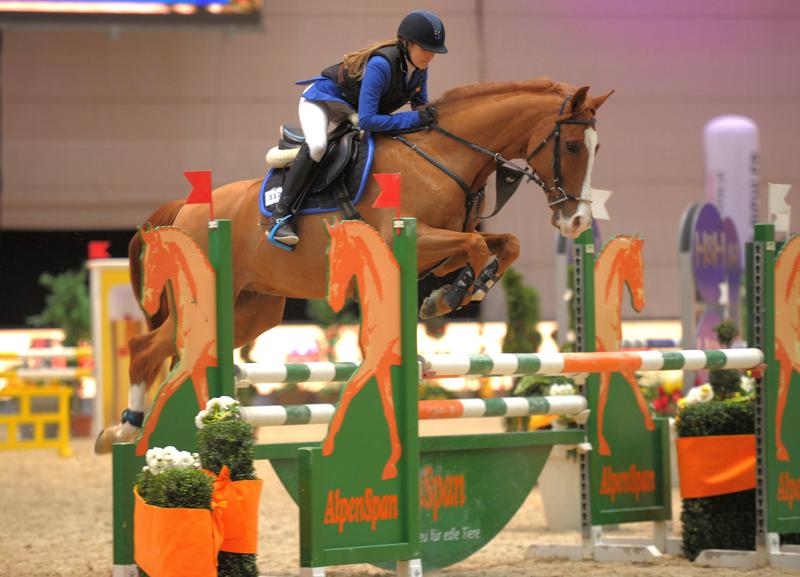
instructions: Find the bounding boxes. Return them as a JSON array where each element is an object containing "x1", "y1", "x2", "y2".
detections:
[{"x1": 342, "y1": 39, "x2": 401, "y2": 80}]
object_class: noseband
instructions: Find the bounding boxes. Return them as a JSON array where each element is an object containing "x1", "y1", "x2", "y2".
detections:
[{"x1": 392, "y1": 94, "x2": 596, "y2": 229}]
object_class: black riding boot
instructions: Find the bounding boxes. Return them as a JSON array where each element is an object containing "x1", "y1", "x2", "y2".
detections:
[{"x1": 270, "y1": 143, "x2": 317, "y2": 246}]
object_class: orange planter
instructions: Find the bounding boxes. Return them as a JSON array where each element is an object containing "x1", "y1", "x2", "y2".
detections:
[
  {"x1": 133, "y1": 466, "x2": 263, "y2": 576},
  {"x1": 134, "y1": 488, "x2": 224, "y2": 577}
]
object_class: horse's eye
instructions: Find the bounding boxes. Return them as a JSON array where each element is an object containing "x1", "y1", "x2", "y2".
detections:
[{"x1": 565, "y1": 141, "x2": 582, "y2": 154}]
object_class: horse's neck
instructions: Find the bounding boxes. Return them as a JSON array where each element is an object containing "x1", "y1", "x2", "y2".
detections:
[{"x1": 437, "y1": 92, "x2": 559, "y2": 180}]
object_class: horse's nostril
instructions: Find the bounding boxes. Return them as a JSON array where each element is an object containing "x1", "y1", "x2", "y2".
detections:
[{"x1": 572, "y1": 215, "x2": 582, "y2": 230}]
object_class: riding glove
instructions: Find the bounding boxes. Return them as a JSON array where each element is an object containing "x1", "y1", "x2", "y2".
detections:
[{"x1": 418, "y1": 106, "x2": 438, "y2": 129}]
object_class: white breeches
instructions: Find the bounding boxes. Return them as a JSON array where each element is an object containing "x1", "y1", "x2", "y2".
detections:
[{"x1": 298, "y1": 97, "x2": 355, "y2": 162}]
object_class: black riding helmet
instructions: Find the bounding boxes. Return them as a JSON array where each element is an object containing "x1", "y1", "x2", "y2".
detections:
[{"x1": 397, "y1": 10, "x2": 448, "y2": 54}]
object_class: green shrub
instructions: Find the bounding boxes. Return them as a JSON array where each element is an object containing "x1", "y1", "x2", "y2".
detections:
[
  {"x1": 197, "y1": 417, "x2": 257, "y2": 481},
  {"x1": 677, "y1": 398, "x2": 799, "y2": 558},
  {"x1": 136, "y1": 467, "x2": 213, "y2": 510},
  {"x1": 197, "y1": 406, "x2": 259, "y2": 577}
]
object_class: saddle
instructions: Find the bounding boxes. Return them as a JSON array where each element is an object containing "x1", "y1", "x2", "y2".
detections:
[{"x1": 260, "y1": 121, "x2": 375, "y2": 220}]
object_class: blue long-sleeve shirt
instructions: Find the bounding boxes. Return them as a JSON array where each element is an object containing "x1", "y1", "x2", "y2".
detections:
[{"x1": 297, "y1": 55, "x2": 428, "y2": 132}]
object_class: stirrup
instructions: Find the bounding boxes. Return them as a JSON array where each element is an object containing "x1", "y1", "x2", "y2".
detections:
[{"x1": 267, "y1": 214, "x2": 298, "y2": 252}]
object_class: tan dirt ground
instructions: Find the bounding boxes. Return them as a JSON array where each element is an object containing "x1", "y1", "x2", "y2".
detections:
[{"x1": 1, "y1": 419, "x2": 792, "y2": 577}]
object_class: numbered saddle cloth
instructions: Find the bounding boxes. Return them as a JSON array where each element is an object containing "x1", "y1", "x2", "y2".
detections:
[{"x1": 259, "y1": 131, "x2": 375, "y2": 218}]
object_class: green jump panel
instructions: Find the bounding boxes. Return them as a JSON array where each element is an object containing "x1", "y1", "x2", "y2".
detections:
[{"x1": 267, "y1": 427, "x2": 582, "y2": 571}]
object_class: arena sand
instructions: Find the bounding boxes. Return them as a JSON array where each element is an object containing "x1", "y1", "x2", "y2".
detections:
[{"x1": 1, "y1": 419, "x2": 789, "y2": 577}]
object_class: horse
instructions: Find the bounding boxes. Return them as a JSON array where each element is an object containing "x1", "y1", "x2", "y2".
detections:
[
  {"x1": 774, "y1": 236, "x2": 800, "y2": 462},
  {"x1": 96, "y1": 78, "x2": 612, "y2": 451},
  {"x1": 321, "y1": 220, "x2": 402, "y2": 480},
  {"x1": 593, "y1": 236, "x2": 654, "y2": 456},
  {"x1": 130, "y1": 226, "x2": 218, "y2": 455}
]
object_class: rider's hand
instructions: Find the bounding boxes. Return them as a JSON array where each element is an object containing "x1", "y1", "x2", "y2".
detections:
[{"x1": 418, "y1": 106, "x2": 438, "y2": 129}]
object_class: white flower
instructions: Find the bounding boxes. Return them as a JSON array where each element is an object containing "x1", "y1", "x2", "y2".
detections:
[
  {"x1": 160, "y1": 446, "x2": 178, "y2": 464},
  {"x1": 177, "y1": 451, "x2": 196, "y2": 468},
  {"x1": 216, "y1": 396, "x2": 237, "y2": 410},
  {"x1": 685, "y1": 383, "x2": 714, "y2": 405},
  {"x1": 195, "y1": 409, "x2": 208, "y2": 429},
  {"x1": 740, "y1": 375, "x2": 755, "y2": 394},
  {"x1": 549, "y1": 383, "x2": 575, "y2": 396},
  {"x1": 697, "y1": 384, "x2": 714, "y2": 402},
  {"x1": 145, "y1": 447, "x2": 161, "y2": 468}
]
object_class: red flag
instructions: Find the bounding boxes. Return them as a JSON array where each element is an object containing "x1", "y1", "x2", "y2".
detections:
[
  {"x1": 88, "y1": 240, "x2": 110, "y2": 260},
  {"x1": 372, "y1": 173, "x2": 401, "y2": 219},
  {"x1": 184, "y1": 170, "x2": 214, "y2": 219}
]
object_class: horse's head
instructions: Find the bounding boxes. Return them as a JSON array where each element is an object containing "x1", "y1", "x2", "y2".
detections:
[
  {"x1": 620, "y1": 236, "x2": 646, "y2": 312},
  {"x1": 526, "y1": 86, "x2": 613, "y2": 239},
  {"x1": 324, "y1": 220, "x2": 358, "y2": 313},
  {"x1": 138, "y1": 225, "x2": 168, "y2": 316}
]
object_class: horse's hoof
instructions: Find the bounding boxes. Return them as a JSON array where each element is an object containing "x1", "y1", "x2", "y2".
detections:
[
  {"x1": 321, "y1": 437, "x2": 335, "y2": 457},
  {"x1": 777, "y1": 446, "x2": 790, "y2": 462},
  {"x1": 94, "y1": 423, "x2": 142, "y2": 455},
  {"x1": 420, "y1": 286, "x2": 453, "y2": 319},
  {"x1": 598, "y1": 439, "x2": 611, "y2": 457}
]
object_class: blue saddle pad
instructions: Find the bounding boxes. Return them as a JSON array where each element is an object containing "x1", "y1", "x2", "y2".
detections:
[{"x1": 259, "y1": 132, "x2": 374, "y2": 218}]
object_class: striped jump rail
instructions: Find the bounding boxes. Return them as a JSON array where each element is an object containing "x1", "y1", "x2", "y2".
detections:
[
  {"x1": 422, "y1": 348, "x2": 764, "y2": 378},
  {"x1": 235, "y1": 362, "x2": 359, "y2": 387},
  {"x1": 235, "y1": 348, "x2": 763, "y2": 386},
  {"x1": 239, "y1": 395, "x2": 588, "y2": 427}
]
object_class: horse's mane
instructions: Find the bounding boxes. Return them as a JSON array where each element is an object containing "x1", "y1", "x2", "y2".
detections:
[{"x1": 432, "y1": 78, "x2": 572, "y2": 109}]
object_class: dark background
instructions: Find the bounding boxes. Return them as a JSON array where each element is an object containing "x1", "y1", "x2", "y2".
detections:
[{"x1": 0, "y1": 229, "x2": 478, "y2": 328}]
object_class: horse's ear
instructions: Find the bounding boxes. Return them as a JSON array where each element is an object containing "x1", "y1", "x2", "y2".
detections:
[
  {"x1": 591, "y1": 90, "x2": 614, "y2": 112},
  {"x1": 570, "y1": 86, "x2": 591, "y2": 114}
]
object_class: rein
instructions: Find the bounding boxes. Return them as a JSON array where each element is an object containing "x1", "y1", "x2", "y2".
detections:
[{"x1": 392, "y1": 94, "x2": 597, "y2": 230}]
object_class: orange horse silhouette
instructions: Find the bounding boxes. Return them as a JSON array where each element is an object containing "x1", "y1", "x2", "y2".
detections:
[
  {"x1": 321, "y1": 220, "x2": 402, "y2": 481},
  {"x1": 132, "y1": 226, "x2": 217, "y2": 455},
  {"x1": 594, "y1": 236, "x2": 655, "y2": 456},
  {"x1": 775, "y1": 236, "x2": 800, "y2": 462}
]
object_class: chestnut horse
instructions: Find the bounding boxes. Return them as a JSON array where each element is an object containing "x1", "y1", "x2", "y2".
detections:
[{"x1": 96, "y1": 78, "x2": 612, "y2": 450}]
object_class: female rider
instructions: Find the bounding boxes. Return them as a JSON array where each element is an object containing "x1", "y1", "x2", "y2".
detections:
[{"x1": 269, "y1": 10, "x2": 447, "y2": 246}]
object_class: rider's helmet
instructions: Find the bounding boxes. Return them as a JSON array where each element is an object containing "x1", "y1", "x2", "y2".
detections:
[{"x1": 397, "y1": 10, "x2": 448, "y2": 54}]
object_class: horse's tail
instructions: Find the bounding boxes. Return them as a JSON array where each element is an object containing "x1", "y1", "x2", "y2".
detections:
[{"x1": 129, "y1": 199, "x2": 185, "y2": 330}]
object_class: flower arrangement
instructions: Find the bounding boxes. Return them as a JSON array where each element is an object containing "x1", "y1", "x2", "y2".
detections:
[
  {"x1": 136, "y1": 446, "x2": 211, "y2": 511},
  {"x1": 134, "y1": 395, "x2": 261, "y2": 577}
]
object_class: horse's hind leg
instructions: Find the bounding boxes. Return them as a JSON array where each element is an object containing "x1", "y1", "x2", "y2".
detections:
[{"x1": 233, "y1": 290, "x2": 286, "y2": 348}]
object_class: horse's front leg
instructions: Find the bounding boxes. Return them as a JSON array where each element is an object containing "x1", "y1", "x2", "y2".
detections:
[
  {"x1": 471, "y1": 231, "x2": 520, "y2": 301},
  {"x1": 416, "y1": 224, "x2": 493, "y2": 318}
]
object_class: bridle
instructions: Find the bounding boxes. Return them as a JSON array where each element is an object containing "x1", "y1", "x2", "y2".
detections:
[
  {"x1": 392, "y1": 94, "x2": 597, "y2": 229},
  {"x1": 525, "y1": 95, "x2": 598, "y2": 207}
]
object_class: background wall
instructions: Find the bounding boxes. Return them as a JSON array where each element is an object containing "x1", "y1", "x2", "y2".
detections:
[{"x1": 3, "y1": 0, "x2": 799, "y2": 320}]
